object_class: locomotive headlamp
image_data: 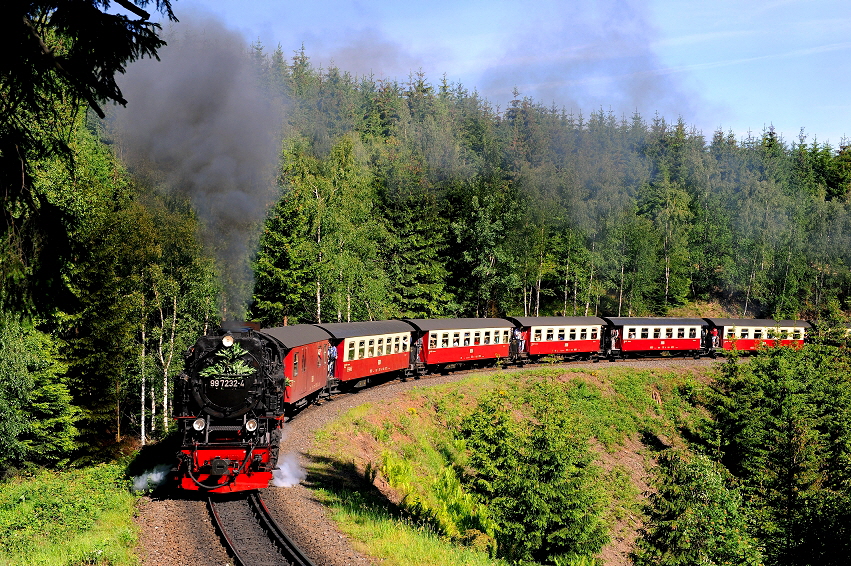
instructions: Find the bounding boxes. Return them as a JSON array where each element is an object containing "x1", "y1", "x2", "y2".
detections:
[
  {"x1": 193, "y1": 418, "x2": 206, "y2": 431},
  {"x1": 245, "y1": 419, "x2": 258, "y2": 432},
  {"x1": 222, "y1": 334, "x2": 234, "y2": 347}
]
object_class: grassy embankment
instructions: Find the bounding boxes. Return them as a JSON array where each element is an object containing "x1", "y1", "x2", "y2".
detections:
[
  {"x1": 0, "y1": 463, "x2": 138, "y2": 565},
  {"x1": 307, "y1": 365, "x2": 713, "y2": 565}
]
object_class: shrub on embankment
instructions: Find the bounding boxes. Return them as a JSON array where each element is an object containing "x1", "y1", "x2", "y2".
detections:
[
  {"x1": 310, "y1": 366, "x2": 712, "y2": 565},
  {"x1": 311, "y1": 344, "x2": 851, "y2": 566}
]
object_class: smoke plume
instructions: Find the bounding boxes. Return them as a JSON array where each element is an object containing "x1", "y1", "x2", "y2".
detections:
[
  {"x1": 131, "y1": 463, "x2": 172, "y2": 493},
  {"x1": 115, "y1": 15, "x2": 282, "y2": 320},
  {"x1": 271, "y1": 452, "x2": 307, "y2": 487}
]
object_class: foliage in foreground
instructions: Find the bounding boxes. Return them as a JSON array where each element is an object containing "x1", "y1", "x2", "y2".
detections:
[
  {"x1": 459, "y1": 384, "x2": 609, "y2": 563},
  {"x1": 0, "y1": 463, "x2": 138, "y2": 565},
  {"x1": 635, "y1": 343, "x2": 851, "y2": 566},
  {"x1": 634, "y1": 450, "x2": 762, "y2": 566},
  {"x1": 311, "y1": 367, "x2": 710, "y2": 565},
  {"x1": 711, "y1": 344, "x2": 851, "y2": 566},
  {"x1": 0, "y1": 312, "x2": 76, "y2": 470}
]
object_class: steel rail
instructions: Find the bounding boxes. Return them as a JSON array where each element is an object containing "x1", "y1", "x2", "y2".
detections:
[
  {"x1": 208, "y1": 492, "x2": 315, "y2": 566},
  {"x1": 248, "y1": 491, "x2": 316, "y2": 566}
]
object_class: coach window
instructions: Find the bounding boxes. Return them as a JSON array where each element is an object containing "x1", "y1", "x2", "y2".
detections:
[
  {"x1": 780, "y1": 329, "x2": 789, "y2": 339},
  {"x1": 677, "y1": 328, "x2": 685, "y2": 339},
  {"x1": 377, "y1": 338, "x2": 385, "y2": 355},
  {"x1": 301, "y1": 353, "x2": 306, "y2": 374},
  {"x1": 534, "y1": 329, "x2": 542, "y2": 342},
  {"x1": 440, "y1": 333, "x2": 448, "y2": 348},
  {"x1": 641, "y1": 328, "x2": 649, "y2": 339},
  {"x1": 627, "y1": 328, "x2": 636, "y2": 339},
  {"x1": 558, "y1": 328, "x2": 565, "y2": 341},
  {"x1": 653, "y1": 328, "x2": 661, "y2": 339},
  {"x1": 358, "y1": 340, "x2": 366, "y2": 359},
  {"x1": 665, "y1": 328, "x2": 673, "y2": 339},
  {"x1": 793, "y1": 330, "x2": 802, "y2": 340},
  {"x1": 347, "y1": 342, "x2": 355, "y2": 361},
  {"x1": 429, "y1": 334, "x2": 437, "y2": 349},
  {"x1": 591, "y1": 328, "x2": 598, "y2": 340},
  {"x1": 293, "y1": 352, "x2": 299, "y2": 376},
  {"x1": 688, "y1": 328, "x2": 697, "y2": 338},
  {"x1": 463, "y1": 332, "x2": 471, "y2": 346},
  {"x1": 484, "y1": 331, "x2": 491, "y2": 344},
  {"x1": 452, "y1": 333, "x2": 460, "y2": 346},
  {"x1": 754, "y1": 329, "x2": 763, "y2": 339},
  {"x1": 739, "y1": 328, "x2": 748, "y2": 339},
  {"x1": 393, "y1": 336, "x2": 400, "y2": 353},
  {"x1": 503, "y1": 330, "x2": 510, "y2": 343},
  {"x1": 580, "y1": 328, "x2": 587, "y2": 340},
  {"x1": 474, "y1": 331, "x2": 481, "y2": 345},
  {"x1": 367, "y1": 339, "x2": 375, "y2": 357},
  {"x1": 546, "y1": 328, "x2": 554, "y2": 341}
]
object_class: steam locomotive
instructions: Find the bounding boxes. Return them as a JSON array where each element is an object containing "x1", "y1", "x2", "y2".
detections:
[{"x1": 172, "y1": 316, "x2": 810, "y2": 492}]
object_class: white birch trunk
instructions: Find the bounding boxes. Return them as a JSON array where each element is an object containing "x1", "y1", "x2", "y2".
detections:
[{"x1": 140, "y1": 317, "x2": 146, "y2": 446}]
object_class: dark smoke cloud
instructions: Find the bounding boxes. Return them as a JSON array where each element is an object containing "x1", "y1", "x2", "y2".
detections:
[
  {"x1": 473, "y1": 0, "x2": 706, "y2": 124},
  {"x1": 115, "y1": 15, "x2": 282, "y2": 320}
]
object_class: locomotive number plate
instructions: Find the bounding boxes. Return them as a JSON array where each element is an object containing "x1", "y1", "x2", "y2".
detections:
[{"x1": 208, "y1": 378, "x2": 246, "y2": 389}]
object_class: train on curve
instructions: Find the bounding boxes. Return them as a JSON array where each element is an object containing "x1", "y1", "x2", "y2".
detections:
[{"x1": 172, "y1": 315, "x2": 809, "y2": 492}]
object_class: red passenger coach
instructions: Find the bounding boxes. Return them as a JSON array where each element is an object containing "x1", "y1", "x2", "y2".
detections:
[
  {"x1": 602, "y1": 317, "x2": 706, "y2": 359},
  {"x1": 703, "y1": 318, "x2": 809, "y2": 352},
  {"x1": 403, "y1": 318, "x2": 513, "y2": 370},
  {"x1": 314, "y1": 320, "x2": 415, "y2": 383},
  {"x1": 506, "y1": 316, "x2": 604, "y2": 360},
  {"x1": 260, "y1": 325, "x2": 333, "y2": 408}
]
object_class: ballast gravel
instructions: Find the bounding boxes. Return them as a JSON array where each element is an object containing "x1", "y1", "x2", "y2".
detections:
[{"x1": 135, "y1": 357, "x2": 717, "y2": 565}]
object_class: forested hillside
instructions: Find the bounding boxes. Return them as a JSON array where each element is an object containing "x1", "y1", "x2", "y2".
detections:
[
  {"x1": 251, "y1": 46, "x2": 851, "y2": 326},
  {"x1": 2, "y1": 1, "x2": 215, "y2": 467},
  {"x1": 2, "y1": 15, "x2": 851, "y2": 468}
]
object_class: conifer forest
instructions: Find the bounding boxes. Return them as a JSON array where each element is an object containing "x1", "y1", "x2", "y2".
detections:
[{"x1": 3, "y1": 4, "x2": 851, "y2": 564}]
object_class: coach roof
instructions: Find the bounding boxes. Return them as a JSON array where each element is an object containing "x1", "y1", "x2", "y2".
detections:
[
  {"x1": 602, "y1": 317, "x2": 706, "y2": 326},
  {"x1": 260, "y1": 325, "x2": 333, "y2": 349},
  {"x1": 314, "y1": 320, "x2": 415, "y2": 339},
  {"x1": 704, "y1": 318, "x2": 811, "y2": 328},
  {"x1": 403, "y1": 318, "x2": 514, "y2": 331},
  {"x1": 507, "y1": 316, "x2": 607, "y2": 327}
]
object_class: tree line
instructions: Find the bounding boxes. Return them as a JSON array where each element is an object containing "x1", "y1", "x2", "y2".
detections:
[
  {"x1": 250, "y1": 46, "x2": 851, "y2": 327},
  {"x1": 3, "y1": 7, "x2": 851, "y2": 474}
]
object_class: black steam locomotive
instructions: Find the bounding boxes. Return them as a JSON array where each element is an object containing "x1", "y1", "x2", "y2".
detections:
[{"x1": 173, "y1": 330, "x2": 286, "y2": 492}]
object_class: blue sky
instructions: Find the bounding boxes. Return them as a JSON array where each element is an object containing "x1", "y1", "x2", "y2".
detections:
[{"x1": 155, "y1": 0, "x2": 850, "y2": 147}]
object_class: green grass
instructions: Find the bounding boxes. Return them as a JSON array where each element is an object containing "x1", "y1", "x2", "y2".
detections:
[
  {"x1": 315, "y1": 487, "x2": 505, "y2": 566},
  {"x1": 0, "y1": 463, "x2": 138, "y2": 565}
]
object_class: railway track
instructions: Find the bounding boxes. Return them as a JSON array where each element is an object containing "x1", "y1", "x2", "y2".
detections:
[{"x1": 208, "y1": 491, "x2": 315, "y2": 566}]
